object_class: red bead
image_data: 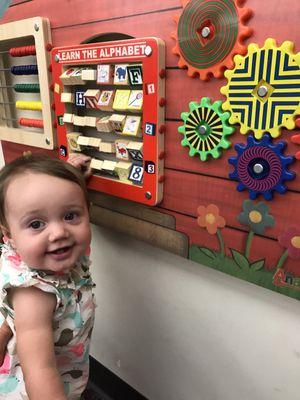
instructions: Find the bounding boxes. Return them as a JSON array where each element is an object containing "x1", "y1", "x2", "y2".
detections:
[
  {"x1": 159, "y1": 69, "x2": 166, "y2": 79},
  {"x1": 159, "y1": 124, "x2": 166, "y2": 134},
  {"x1": 158, "y1": 151, "x2": 165, "y2": 160},
  {"x1": 291, "y1": 134, "x2": 300, "y2": 145},
  {"x1": 159, "y1": 98, "x2": 166, "y2": 107}
]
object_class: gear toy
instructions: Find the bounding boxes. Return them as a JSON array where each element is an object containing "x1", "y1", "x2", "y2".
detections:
[
  {"x1": 172, "y1": 0, "x2": 253, "y2": 80},
  {"x1": 221, "y1": 38, "x2": 300, "y2": 139},
  {"x1": 229, "y1": 134, "x2": 295, "y2": 200},
  {"x1": 178, "y1": 97, "x2": 235, "y2": 161}
]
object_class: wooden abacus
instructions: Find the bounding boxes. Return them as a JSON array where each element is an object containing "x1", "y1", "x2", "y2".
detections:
[
  {"x1": 0, "y1": 17, "x2": 55, "y2": 149},
  {"x1": 52, "y1": 37, "x2": 165, "y2": 206}
]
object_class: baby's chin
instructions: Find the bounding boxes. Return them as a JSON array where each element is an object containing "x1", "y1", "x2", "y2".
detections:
[
  {"x1": 27, "y1": 260, "x2": 75, "y2": 274},
  {"x1": 24, "y1": 248, "x2": 87, "y2": 273}
]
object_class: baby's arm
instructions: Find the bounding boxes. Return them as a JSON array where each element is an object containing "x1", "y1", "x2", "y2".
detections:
[
  {"x1": 11, "y1": 286, "x2": 67, "y2": 400},
  {"x1": 0, "y1": 320, "x2": 12, "y2": 366}
]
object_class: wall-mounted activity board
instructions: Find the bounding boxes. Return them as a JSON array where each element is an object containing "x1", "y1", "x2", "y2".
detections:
[
  {"x1": 0, "y1": 17, "x2": 55, "y2": 149},
  {"x1": 52, "y1": 37, "x2": 165, "y2": 206}
]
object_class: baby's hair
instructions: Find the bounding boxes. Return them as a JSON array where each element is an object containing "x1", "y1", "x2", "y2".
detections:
[{"x1": 0, "y1": 154, "x2": 89, "y2": 229}]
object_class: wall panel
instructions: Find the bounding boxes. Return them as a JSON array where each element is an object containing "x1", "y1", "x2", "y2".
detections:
[
  {"x1": 1, "y1": 0, "x2": 300, "y2": 295},
  {"x1": 171, "y1": 211, "x2": 300, "y2": 275},
  {"x1": 161, "y1": 170, "x2": 300, "y2": 240}
]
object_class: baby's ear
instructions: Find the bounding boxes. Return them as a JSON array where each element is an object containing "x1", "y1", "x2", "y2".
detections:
[{"x1": 0, "y1": 226, "x2": 14, "y2": 247}]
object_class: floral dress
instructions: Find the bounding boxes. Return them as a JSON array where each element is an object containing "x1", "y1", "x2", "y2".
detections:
[{"x1": 0, "y1": 242, "x2": 95, "y2": 400}]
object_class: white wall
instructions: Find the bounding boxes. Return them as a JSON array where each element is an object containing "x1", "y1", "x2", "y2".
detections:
[{"x1": 90, "y1": 224, "x2": 300, "y2": 400}]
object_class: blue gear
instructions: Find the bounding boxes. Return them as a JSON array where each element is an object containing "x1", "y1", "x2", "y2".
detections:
[{"x1": 229, "y1": 134, "x2": 295, "y2": 200}]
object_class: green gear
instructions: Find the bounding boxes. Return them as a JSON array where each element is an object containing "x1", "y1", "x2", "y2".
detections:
[{"x1": 178, "y1": 97, "x2": 235, "y2": 161}]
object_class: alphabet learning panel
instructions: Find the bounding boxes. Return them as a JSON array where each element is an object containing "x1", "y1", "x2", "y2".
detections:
[{"x1": 52, "y1": 38, "x2": 165, "y2": 205}]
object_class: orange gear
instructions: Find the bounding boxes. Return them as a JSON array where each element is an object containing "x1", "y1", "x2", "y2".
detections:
[{"x1": 171, "y1": 0, "x2": 253, "y2": 81}]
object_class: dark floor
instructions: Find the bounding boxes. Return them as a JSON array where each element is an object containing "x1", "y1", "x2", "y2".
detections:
[
  {"x1": 82, "y1": 357, "x2": 148, "y2": 400},
  {"x1": 83, "y1": 380, "x2": 114, "y2": 400}
]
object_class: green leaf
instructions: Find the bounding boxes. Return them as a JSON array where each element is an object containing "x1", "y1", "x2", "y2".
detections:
[
  {"x1": 230, "y1": 249, "x2": 250, "y2": 270},
  {"x1": 199, "y1": 247, "x2": 216, "y2": 260},
  {"x1": 250, "y1": 259, "x2": 265, "y2": 271}
]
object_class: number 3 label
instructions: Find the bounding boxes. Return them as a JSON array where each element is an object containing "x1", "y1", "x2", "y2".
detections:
[{"x1": 145, "y1": 161, "x2": 155, "y2": 174}]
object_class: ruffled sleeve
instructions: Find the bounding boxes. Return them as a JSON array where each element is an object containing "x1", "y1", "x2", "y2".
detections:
[
  {"x1": 0, "y1": 242, "x2": 94, "y2": 325},
  {"x1": 0, "y1": 243, "x2": 65, "y2": 321}
]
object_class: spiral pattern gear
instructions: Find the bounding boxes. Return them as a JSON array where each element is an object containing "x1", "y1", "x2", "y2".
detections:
[
  {"x1": 221, "y1": 38, "x2": 300, "y2": 139},
  {"x1": 171, "y1": 0, "x2": 253, "y2": 80},
  {"x1": 229, "y1": 134, "x2": 295, "y2": 200},
  {"x1": 178, "y1": 97, "x2": 235, "y2": 161}
]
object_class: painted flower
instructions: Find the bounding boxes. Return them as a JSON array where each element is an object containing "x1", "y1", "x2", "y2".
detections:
[
  {"x1": 237, "y1": 199, "x2": 274, "y2": 234},
  {"x1": 278, "y1": 227, "x2": 300, "y2": 260},
  {"x1": 197, "y1": 204, "x2": 225, "y2": 235}
]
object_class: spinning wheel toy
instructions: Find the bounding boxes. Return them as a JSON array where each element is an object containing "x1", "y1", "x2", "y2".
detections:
[
  {"x1": 178, "y1": 97, "x2": 235, "y2": 161},
  {"x1": 221, "y1": 38, "x2": 300, "y2": 139},
  {"x1": 229, "y1": 134, "x2": 295, "y2": 200},
  {"x1": 172, "y1": 0, "x2": 253, "y2": 80}
]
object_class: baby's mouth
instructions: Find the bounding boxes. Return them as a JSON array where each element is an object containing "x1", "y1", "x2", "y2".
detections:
[{"x1": 47, "y1": 246, "x2": 72, "y2": 255}]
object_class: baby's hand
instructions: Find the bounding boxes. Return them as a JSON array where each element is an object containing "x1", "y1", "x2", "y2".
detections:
[
  {"x1": 67, "y1": 154, "x2": 92, "y2": 179},
  {"x1": 0, "y1": 321, "x2": 12, "y2": 366}
]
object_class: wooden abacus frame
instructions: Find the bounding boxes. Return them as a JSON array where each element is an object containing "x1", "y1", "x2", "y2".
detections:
[
  {"x1": 0, "y1": 17, "x2": 55, "y2": 149},
  {"x1": 52, "y1": 37, "x2": 165, "y2": 206}
]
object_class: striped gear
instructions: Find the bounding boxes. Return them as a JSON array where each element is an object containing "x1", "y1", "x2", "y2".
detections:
[
  {"x1": 178, "y1": 97, "x2": 235, "y2": 161},
  {"x1": 221, "y1": 38, "x2": 300, "y2": 139}
]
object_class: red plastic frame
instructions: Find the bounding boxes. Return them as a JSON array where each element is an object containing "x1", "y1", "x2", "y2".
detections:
[{"x1": 51, "y1": 37, "x2": 165, "y2": 205}]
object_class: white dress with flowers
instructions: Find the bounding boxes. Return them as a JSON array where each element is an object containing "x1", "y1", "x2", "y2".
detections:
[{"x1": 0, "y1": 242, "x2": 95, "y2": 400}]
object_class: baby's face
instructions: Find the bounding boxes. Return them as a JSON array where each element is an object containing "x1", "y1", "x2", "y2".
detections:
[{"x1": 3, "y1": 172, "x2": 91, "y2": 273}]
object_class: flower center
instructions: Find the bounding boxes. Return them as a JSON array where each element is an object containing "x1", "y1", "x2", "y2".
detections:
[
  {"x1": 205, "y1": 213, "x2": 216, "y2": 224},
  {"x1": 249, "y1": 210, "x2": 262, "y2": 223},
  {"x1": 291, "y1": 236, "x2": 300, "y2": 249}
]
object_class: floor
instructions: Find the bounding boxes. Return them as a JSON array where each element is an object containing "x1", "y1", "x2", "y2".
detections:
[{"x1": 83, "y1": 381, "x2": 114, "y2": 400}]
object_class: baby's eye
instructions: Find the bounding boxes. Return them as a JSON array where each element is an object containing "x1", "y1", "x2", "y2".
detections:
[
  {"x1": 64, "y1": 212, "x2": 78, "y2": 221},
  {"x1": 29, "y1": 220, "x2": 45, "y2": 230}
]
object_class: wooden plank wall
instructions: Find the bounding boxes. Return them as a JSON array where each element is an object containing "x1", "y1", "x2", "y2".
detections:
[{"x1": 1, "y1": 0, "x2": 300, "y2": 275}]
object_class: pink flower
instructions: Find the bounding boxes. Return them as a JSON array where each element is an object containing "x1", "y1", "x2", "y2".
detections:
[
  {"x1": 69, "y1": 343, "x2": 84, "y2": 357},
  {"x1": 278, "y1": 227, "x2": 300, "y2": 260},
  {"x1": 197, "y1": 204, "x2": 226, "y2": 235},
  {"x1": 0, "y1": 354, "x2": 11, "y2": 374},
  {"x1": 7, "y1": 253, "x2": 22, "y2": 269}
]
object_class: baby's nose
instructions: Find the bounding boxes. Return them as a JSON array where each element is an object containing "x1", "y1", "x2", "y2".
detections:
[{"x1": 49, "y1": 223, "x2": 69, "y2": 241}]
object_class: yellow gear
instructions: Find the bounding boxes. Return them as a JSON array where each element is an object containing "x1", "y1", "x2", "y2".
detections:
[{"x1": 221, "y1": 38, "x2": 300, "y2": 139}]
